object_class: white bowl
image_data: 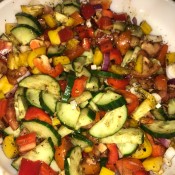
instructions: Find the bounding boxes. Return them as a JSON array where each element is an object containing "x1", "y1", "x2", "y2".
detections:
[{"x1": 0, "y1": 0, "x2": 175, "y2": 174}]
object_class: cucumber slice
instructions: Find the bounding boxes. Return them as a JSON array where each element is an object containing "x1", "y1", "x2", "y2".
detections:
[
  {"x1": 151, "y1": 107, "x2": 167, "y2": 121},
  {"x1": 92, "y1": 90, "x2": 126, "y2": 110},
  {"x1": 40, "y1": 91, "x2": 58, "y2": 116},
  {"x1": 19, "y1": 74, "x2": 60, "y2": 98},
  {"x1": 47, "y1": 45, "x2": 65, "y2": 58},
  {"x1": 25, "y1": 88, "x2": 41, "y2": 108},
  {"x1": 22, "y1": 119, "x2": 61, "y2": 146},
  {"x1": 76, "y1": 107, "x2": 96, "y2": 129},
  {"x1": 14, "y1": 87, "x2": 28, "y2": 121},
  {"x1": 100, "y1": 128, "x2": 144, "y2": 145},
  {"x1": 15, "y1": 12, "x2": 42, "y2": 33},
  {"x1": 89, "y1": 105, "x2": 127, "y2": 138},
  {"x1": 65, "y1": 146, "x2": 83, "y2": 175},
  {"x1": 56, "y1": 102, "x2": 80, "y2": 129},
  {"x1": 71, "y1": 133, "x2": 93, "y2": 148},
  {"x1": 11, "y1": 24, "x2": 40, "y2": 45},
  {"x1": 91, "y1": 70, "x2": 124, "y2": 79},
  {"x1": 117, "y1": 142, "x2": 138, "y2": 156},
  {"x1": 86, "y1": 76, "x2": 99, "y2": 92},
  {"x1": 12, "y1": 138, "x2": 54, "y2": 170},
  {"x1": 141, "y1": 120, "x2": 175, "y2": 138},
  {"x1": 63, "y1": 5, "x2": 79, "y2": 16},
  {"x1": 58, "y1": 125, "x2": 73, "y2": 138},
  {"x1": 3, "y1": 126, "x2": 20, "y2": 137}
]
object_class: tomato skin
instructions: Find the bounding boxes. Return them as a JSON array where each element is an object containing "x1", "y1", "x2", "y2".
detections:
[
  {"x1": 107, "y1": 143, "x2": 119, "y2": 164},
  {"x1": 18, "y1": 158, "x2": 41, "y2": 175},
  {"x1": 154, "y1": 74, "x2": 167, "y2": 91},
  {"x1": 113, "y1": 12, "x2": 128, "y2": 21},
  {"x1": 157, "y1": 44, "x2": 168, "y2": 66},
  {"x1": 107, "y1": 78, "x2": 129, "y2": 90},
  {"x1": 58, "y1": 27, "x2": 74, "y2": 43},
  {"x1": 117, "y1": 30, "x2": 131, "y2": 55},
  {"x1": 55, "y1": 137, "x2": 72, "y2": 170},
  {"x1": 116, "y1": 158, "x2": 147, "y2": 175},
  {"x1": 25, "y1": 107, "x2": 52, "y2": 124},
  {"x1": 58, "y1": 80, "x2": 67, "y2": 92},
  {"x1": 99, "y1": 40, "x2": 113, "y2": 53},
  {"x1": 71, "y1": 76, "x2": 88, "y2": 98},
  {"x1": 97, "y1": 16, "x2": 112, "y2": 30},
  {"x1": 116, "y1": 90, "x2": 139, "y2": 115},
  {"x1": 0, "y1": 98, "x2": 8, "y2": 119},
  {"x1": 109, "y1": 48, "x2": 122, "y2": 65},
  {"x1": 16, "y1": 132, "x2": 36, "y2": 153},
  {"x1": 81, "y1": 4, "x2": 95, "y2": 20},
  {"x1": 82, "y1": 38, "x2": 91, "y2": 51}
]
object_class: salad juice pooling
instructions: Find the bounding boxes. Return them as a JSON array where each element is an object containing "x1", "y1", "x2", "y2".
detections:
[{"x1": 0, "y1": 0, "x2": 175, "y2": 174}]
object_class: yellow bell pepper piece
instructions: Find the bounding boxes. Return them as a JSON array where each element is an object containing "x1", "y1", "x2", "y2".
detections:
[
  {"x1": 132, "y1": 135, "x2": 152, "y2": 159},
  {"x1": 109, "y1": 64, "x2": 130, "y2": 75},
  {"x1": 166, "y1": 52, "x2": 175, "y2": 64},
  {"x1": 42, "y1": 14, "x2": 57, "y2": 28},
  {"x1": 52, "y1": 117, "x2": 60, "y2": 126},
  {"x1": 143, "y1": 156, "x2": 163, "y2": 172},
  {"x1": 48, "y1": 27, "x2": 62, "y2": 45},
  {"x1": 84, "y1": 146, "x2": 93, "y2": 153},
  {"x1": 65, "y1": 17, "x2": 75, "y2": 27},
  {"x1": 27, "y1": 46, "x2": 46, "y2": 68},
  {"x1": 0, "y1": 90, "x2": 5, "y2": 99},
  {"x1": 7, "y1": 53, "x2": 20, "y2": 70},
  {"x1": 31, "y1": 66, "x2": 41, "y2": 74},
  {"x1": 93, "y1": 47, "x2": 103, "y2": 66},
  {"x1": 66, "y1": 38, "x2": 79, "y2": 50},
  {"x1": 140, "y1": 20, "x2": 152, "y2": 35},
  {"x1": 134, "y1": 55, "x2": 143, "y2": 73},
  {"x1": 2, "y1": 135, "x2": 18, "y2": 159},
  {"x1": 5, "y1": 23, "x2": 17, "y2": 35},
  {"x1": 53, "y1": 56, "x2": 70, "y2": 66},
  {"x1": 99, "y1": 167, "x2": 115, "y2": 175},
  {"x1": 18, "y1": 50, "x2": 30, "y2": 67},
  {"x1": 0, "y1": 76, "x2": 14, "y2": 94}
]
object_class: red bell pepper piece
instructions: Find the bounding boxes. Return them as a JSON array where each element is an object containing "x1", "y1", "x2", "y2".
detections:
[
  {"x1": 58, "y1": 79, "x2": 67, "y2": 92},
  {"x1": 113, "y1": 12, "x2": 128, "y2": 21},
  {"x1": 157, "y1": 44, "x2": 168, "y2": 67},
  {"x1": 25, "y1": 107, "x2": 52, "y2": 124},
  {"x1": 39, "y1": 162, "x2": 57, "y2": 175},
  {"x1": 107, "y1": 77, "x2": 129, "y2": 90},
  {"x1": 71, "y1": 76, "x2": 88, "y2": 98},
  {"x1": 109, "y1": 48, "x2": 122, "y2": 65},
  {"x1": 16, "y1": 132, "x2": 37, "y2": 153},
  {"x1": 107, "y1": 143, "x2": 119, "y2": 164},
  {"x1": 18, "y1": 158, "x2": 41, "y2": 175},
  {"x1": 0, "y1": 98, "x2": 8, "y2": 119},
  {"x1": 58, "y1": 27, "x2": 74, "y2": 43},
  {"x1": 80, "y1": 4, "x2": 95, "y2": 20}
]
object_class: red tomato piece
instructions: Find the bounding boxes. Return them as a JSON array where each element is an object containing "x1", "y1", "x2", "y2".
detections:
[
  {"x1": 0, "y1": 98, "x2": 8, "y2": 119},
  {"x1": 116, "y1": 158, "x2": 147, "y2": 175},
  {"x1": 113, "y1": 12, "x2": 128, "y2": 21},
  {"x1": 99, "y1": 40, "x2": 113, "y2": 53},
  {"x1": 58, "y1": 27, "x2": 74, "y2": 43},
  {"x1": 155, "y1": 74, "x2": 167, "y2": 91},
  {"x1": 107, "y1": 78, "x2": 129, "y2": 90},
  {"x1": 107, "y1": 143, "x2": 119, "y2": 165},
  {"x1": 16, "y1": 132, "x2": 36, "y2": 153},
  {"x1": 117, "y1": 30, "x2": 131, "y2": 55},
  {"x1": 25, "y1": 107, "x2": 52, "y2": 124},
  {"x1": 18, "y1": 158, "x2": 41, "y2": 175},
  {"x1": 109, "y1": 48, "x2": 122, "y2": 65},
  {"x1": 116, "y1": 90, "x2": 139, "y2": 115},
  {"x1": 82, "y1": 38, "x2": 91, "y2": 50},
  {"x1": 97, "y1": 16, "x2": 113, "y2": 30},
  {"x1": 102, "y1": 9, "x2": 114, "y2": 18},
  {"x1": 64, "y1": 44, "x2": 85, "y2": 61},
  {"x1": 81, "y1": 4, "x2": 95, "y2": 20},
  {"x1": 39, "y1": 162, "x2": 57, "y2": 175},
  {"x1": 58, "y1": 80, "x2": 67, "y2": 92},
  {"x1": 71, "y1": 76, "x2": 88, "y2": 98}
]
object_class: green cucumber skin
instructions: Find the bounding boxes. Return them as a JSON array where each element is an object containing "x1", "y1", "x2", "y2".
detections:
[{"x1": 141, "y1": 120, "x2": 175, "y2": 139}]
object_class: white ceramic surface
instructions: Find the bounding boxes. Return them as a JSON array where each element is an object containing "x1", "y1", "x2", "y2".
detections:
[{"x1": 0, "y1": 0, "x2": 175, "y2": 174}]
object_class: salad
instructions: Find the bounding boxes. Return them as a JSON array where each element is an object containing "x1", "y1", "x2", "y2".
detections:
[{"x1": 0, "y1": 0, "x2": 175, "y2": 174}]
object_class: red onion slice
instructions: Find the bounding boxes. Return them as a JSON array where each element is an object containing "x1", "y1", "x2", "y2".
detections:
[{"x1": 102, "y1": 52, "x2": 110, "y2": 71}]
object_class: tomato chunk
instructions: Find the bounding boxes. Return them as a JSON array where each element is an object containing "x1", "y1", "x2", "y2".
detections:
[
  {"x1": 58, "y1": 27, "x2": 74, "y2": 43},
  {"x1": 0, "y1": 98, "x2": 8, "y2": 119},
  {"x1": 39, "y1": 162, "x2": 57, "y2": 175},
  {"x1": 109, "y1": 48, "x2": 122, "y2": 65},
  {"x1": 81, "y1": 4, "x2": 95, "y2": 20}
]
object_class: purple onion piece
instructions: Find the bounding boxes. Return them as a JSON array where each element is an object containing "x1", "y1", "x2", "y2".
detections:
[
  {"x1": 158, "y1": 138, "x2": 171, "y2": 148},
  {"x1": 102, "y1": 52, "x2": 110, "y2": 71},
  {"x1": 168, "y1": 78, "x2": 175, "y2": 85},
  {"x1": 93, "y1": 4, "x2": 103, "y2": 10},
  {"x1": 132, "y1": 17, "x2": 137, "y2": 25}
]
